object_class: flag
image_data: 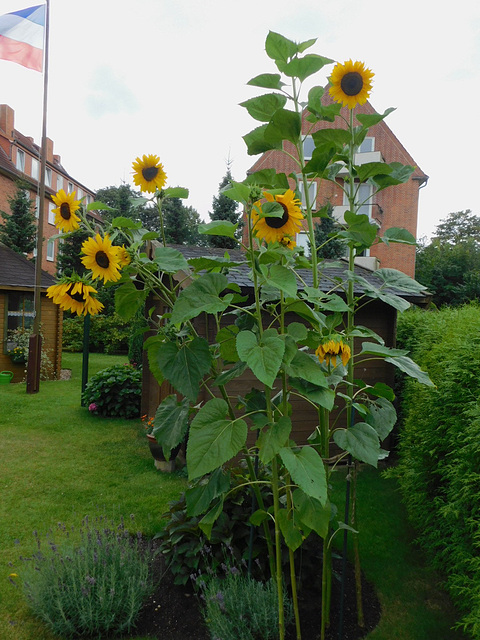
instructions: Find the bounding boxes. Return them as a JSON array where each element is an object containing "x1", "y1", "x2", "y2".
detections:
[{"x1": 0, "y1": 5, "x2": 45, "y2": 72}]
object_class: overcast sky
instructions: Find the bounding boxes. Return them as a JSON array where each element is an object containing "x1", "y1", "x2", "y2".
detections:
[{"x1": 2, "y1": 0, "x2": 479, "y2": 240}]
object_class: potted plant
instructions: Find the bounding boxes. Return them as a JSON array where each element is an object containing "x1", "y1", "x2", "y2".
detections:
[
  {"x1": 142, "y1": 414, "x2": 184, "y2": 472},
  {"x1": 8, "y1": 345, "x2": 27, "y2": 365}
]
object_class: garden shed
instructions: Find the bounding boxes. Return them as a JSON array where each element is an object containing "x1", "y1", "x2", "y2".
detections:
[
  {"x1": 141, "y1": 246, "x2": 429, "y2": 446},
  {"x1": 0, "y1": 243, "x2": 62, "y2": 382}
]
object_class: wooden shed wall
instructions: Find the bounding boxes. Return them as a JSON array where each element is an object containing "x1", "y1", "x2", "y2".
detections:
[
  {"x1": 141, "y1": 296, "x2": 397, "y2": 447},
  {"x1": 0, "y1": 290, "x2": 63, "y2": 382}
]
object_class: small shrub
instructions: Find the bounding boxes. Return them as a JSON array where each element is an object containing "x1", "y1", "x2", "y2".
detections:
[
  {"x1": 82, "y1": 364, "x2": 141, "y2": 418},
  {"x1": 62, "y1": 314, "x2": 130, "y2": 354},
  {"x1": 199, "y1": 569, "x2": 292, "y2": 640},
  {"x1": 19, "y1": 515, "x2": 153, "y2": 638},
  {"x1": 7, "y1": 327, "x2": 53, "y2": 379}
]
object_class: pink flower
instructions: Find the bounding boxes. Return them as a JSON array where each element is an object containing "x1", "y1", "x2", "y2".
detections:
[{"x1": 88, "y1": 403, "x2": 98, "y2": 412}]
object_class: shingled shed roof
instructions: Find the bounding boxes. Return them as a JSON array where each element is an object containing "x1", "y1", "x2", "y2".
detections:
[
  {"x1": 167, "y1": 244, "x2": 429, "y2": 305},
  {"x1": 0, "y1": 243, "x2": 55, "y2": 289}
]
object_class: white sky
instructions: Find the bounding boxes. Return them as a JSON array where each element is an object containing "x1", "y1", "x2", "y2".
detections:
[{"x1": 2, "y1": 0, "x2": 479, "y2": 240}]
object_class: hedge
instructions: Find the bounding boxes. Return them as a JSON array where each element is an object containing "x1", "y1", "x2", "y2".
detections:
[
  {"x1": 396, "y1": 303, "x2": 480, "y2": 638},
  {"x1": 62, "y1": 315, "x2": 131, "y2": 354}
]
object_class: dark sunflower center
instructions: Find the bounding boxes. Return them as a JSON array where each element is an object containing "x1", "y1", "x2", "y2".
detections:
[
  {"x1": 60, "y1": 202, "x2": 71, "y2": 220},
  {"x1": 142, "y1": 166, "x2": 159, "y2": 181},
  {"x1": 95, "y1": 251, "x2": 110, "y2": 269},
  {"x1": 265, "y1": 203, "x2": 289, "y2": 229},
  {"x1": 340, "y1": 72, "x2": 363, "y2": 96},
  {"x1": 67, "y1": 287, "x2": 85, "y2": 303}
]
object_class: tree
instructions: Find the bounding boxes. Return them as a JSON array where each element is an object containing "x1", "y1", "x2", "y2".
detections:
[
  {"x1": 415, "y1": 210, "x2": 480, "y2": 306},
  {"x1": 95, "y1": 183, "x2": 158, "y2": 231},
  {"x1": 0, "y1": 181, "x2": 37, "y2": 255},
  {"x1": 308, "y1": 203, "x2": 344, "y2": 259},
  {"x1": 208, "y1": 169, "x2": 242, "y2": 249},
  {"x1": 56, "y1": 229, "x2": 89, "y2": 277},
  {"x1": 162, "y1": 196, "x2": 203, "y2": 245}
]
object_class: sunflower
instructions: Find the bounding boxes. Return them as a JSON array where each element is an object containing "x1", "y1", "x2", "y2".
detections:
[
  {"x1": 132, "y1": 154, "x2": 167, "y2": 193},
  {"x1": 316, "y1": 339, "x2": 351, "y2": 367},
  {"x1": 51, "y1": 189, "x2": 81, "y2": 232},
  {"x1": 47, "y1": 279, "x2": 104, "y2": 316},
  {"x1": 81, "y1": 234, "x2": 122, "y2": 283},
  {"x1": 115, "y1": 245, "x2": 131, "y2": 267},
  {"x1": 252, "y1": 189, "x2": 304, "y2": 244},
  {"x1": 280, "y1": 236, "x2": 296, "y2": 250},
  {"x1": 329, "y1": 60, "x2": 374, "y2": 110}
]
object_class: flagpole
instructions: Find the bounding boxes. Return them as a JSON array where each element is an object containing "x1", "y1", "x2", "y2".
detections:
[{"x1": 27, "y1": 0, "x2": 49, "y2": 394}]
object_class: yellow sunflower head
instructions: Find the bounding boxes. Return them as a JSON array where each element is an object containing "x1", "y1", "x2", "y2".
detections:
[
  {"x1": 315, "y1": 338, "x2": 351, "y2": 367},
  {"x1": 81, "y1": 234, "x2": 122, "y2": 283},
  {"x1": 329, "y1": 60, "x2": 374, "y2": 110},
  {"x1": 51, "y1": 189, "x2": 81, "y2": 233},
  {"x1": 115, "y1": 245, "x2": 131, "y2": 267},
  {"x1": 132, "y1": 154, "x2": 167, "y2": 193},
  {"x1": 46, "y1": 279, "x2": 104, "y2": 316},
  {"x1": 251, "y1": 189, "x2": 304, "y2": 245},
  {"x1": 279, "y1": 236, "x2": 296, "y2": 250}
]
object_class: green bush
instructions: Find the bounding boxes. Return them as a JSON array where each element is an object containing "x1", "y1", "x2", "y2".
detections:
[
  {"x1": 20, "y1": 515, "x2": 153, "y2": 638},
  {"x1": 396, "y1": 303, "x2": 480, "y2": 638},
  {"x1": 199, "y1": 570, "x2": 292, "y2": 640},
  {"x1": 82, "y1": 364, "x2": 142, "y2": 418},
  {"x1": 62, "y1": 314, "x2": 130, "y2": 354}
]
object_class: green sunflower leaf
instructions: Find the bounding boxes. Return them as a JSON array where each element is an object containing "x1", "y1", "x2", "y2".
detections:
[
  {"x1": 312, "y1": 128, "x2": 351, "y2": 149},
  {"x1": 187, "y1": 398, "x2": 248, "y2": 480},
  {"x1": 153, "y1": 246, "x2": 189, "y2": 273},
  {"x1": 153, "y1": 337, "x2": 212, "y2": 401},
  {"x1": 279, "y1": 446, "x2": 328, "y2": 503},
  {"x1": 111, "y1": 216, "x2": 141, "y2": 229},
  {"x1": 333, "y1": 422, "x2": 380, "y2": 467},
  {"x1": 279, "y1": 54, "x2": 334, "y2": 82},
  {"x1": 170, "y1": 273, "x2": 230, "y2": 324},
  {"x1": 265, "y1": 31, "x2": 298, "y2": 63},
  {"x1": 381, "y1": 227, "x2": 417, "y2": 246},
  {"x1": 86, "y1": 201, "x2": 114, "y2": 212},
  {"x1": 115, "y1": 281, "x2": 147, "y2": 321},
  {"x1": 257, "y1": 416, "x2": 292, "y2": 464},
  {"x1": 277, "y1": 509, "x2": 304, "y2": 551},
  {"x1": 236, "y1": 328, "x2": 285, "y2": 388},
  {"x1": 199, "y1": 498, "x2": 225, "y2": 539},
  {"x1": 244, "y1": 169, "x2": 290, "y2": 190},
  {"x1": 265, "y1": 109, "x2": 302, "y2": 146},
  {"x1": 240, "y1": 93, "x2": 287, "y2": 122},
  {"x1": 163, "y1": 186, "x2": 189, "y2": 199},
  {"x1": 216, "y1": 325, "x2": 240, "y2": 363},
  {"x1": 356, "y1": 108, "x2": 396, "y2": 128},
  {"x1": 289, "y1": 378, "x2": 335, "y2": 410},
  {"x1": 247, "y1": 73, "x2": 285, "y2": 89},
  {"x1": 384, "y1": 355, "x2": 434, "y2": 386},
  {"x1": 185, "y1": 468, "x2": 230, "y2": 517},
  {"x1": 370, "y1": 163, "x2": 415, "y2": 190},
  {"x1": 243, "y1": 124, "x2": 283, "y2": 156},
  {"x1": 286, "y1": 351, "x2": 328, "y2": 387},
  {"x1": 198, "y1": 220, "x2": 239, "y2": 239},
  {"x1": 293, "y1": 489, "x2": 330, "y2": 538},
  {"x1": 365, "y1": 397, "x2": 397, "y2": 441},
  {"x1": 267, "y1": 264, "x2": 297, "y2": 298},
  {"x1": 152, "y1": 395, "x2": 190, "y2": 460}
]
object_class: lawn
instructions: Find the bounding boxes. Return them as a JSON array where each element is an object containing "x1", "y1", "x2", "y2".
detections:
[{"x1": 0, "y1": 353, "x2": 466, "y2": 640}]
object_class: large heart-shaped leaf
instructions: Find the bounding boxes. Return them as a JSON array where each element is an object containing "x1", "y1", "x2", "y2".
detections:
[
  {"x1": 154, "y1": 337, "x2": 212, "y2": 401},
  {"x1": 236, "y1": 329, "x2": 285, "y2": 388},
  {"x1": 152, "y1": 395, "x2": 190, "y2": 460},
  {"x1": 333, "y1": 422, "x2": 380, "y2": 467},
  {"x1": 170, "y1": 273, "x2": 230, "y2": 324},
  {"x1": 257, "y1": 416, "x2": 292, "y2": 464},
  {"x1": 279, "y1": 446, "x2": 327, "y2": 503},
  {"x1": 187, "y1": 398, "x2": 248, "y2": 479}
]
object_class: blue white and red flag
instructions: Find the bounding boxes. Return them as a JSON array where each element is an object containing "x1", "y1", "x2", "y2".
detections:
[{"x1": 0, "y1": 5, "x2": 45, "y2": 72}]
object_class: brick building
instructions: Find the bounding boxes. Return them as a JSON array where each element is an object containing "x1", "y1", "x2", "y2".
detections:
[
  {"x1": 0, "y1": 103, "x2": 96, "y2": 276},
  {"x1": 247, "y1": 93, "x2": 428, "y2": 278}
]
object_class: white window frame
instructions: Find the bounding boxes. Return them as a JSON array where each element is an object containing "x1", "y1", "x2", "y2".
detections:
[
  {"x1": 31, "y1": 157, "x2": 39, "y2": 180},
  {"x1": 358, "y1": 137, "x2": 375, "y2": 153},
  {"x1": 35, "y1": 195, "x2": 40, "y2": 219},
  {"x1": 45, "y1": 167, "x2": 52, "y2": 187},
  {"x1": 16, "y1": 149, "x2": 25, "y2": 172},
  {"x1": 297, "y1": 176, "x2": 317, "y2": 210},
  {"x1": 48, "y1": 200, "x2": 55, "y2": 225},
  {"x1": 303, "y1": 136, "x2": 315, "y2": 161},
  {"x1": 68, "y1": 181, "x2": 74, "y2": 194},
  {"x1": 296, "y1": 231, "x2": 310, "y2": 256},
  {"x1": 46, "y1": 238, "x2": 55, "y2": 262},
  {"x1": 343, "y1": 182, "x2": 373, "y2": 218}
]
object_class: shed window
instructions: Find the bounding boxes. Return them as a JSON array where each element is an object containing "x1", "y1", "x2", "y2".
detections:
[{"x1": 5, "y1": 292, "x2": 35, "y2": 351}]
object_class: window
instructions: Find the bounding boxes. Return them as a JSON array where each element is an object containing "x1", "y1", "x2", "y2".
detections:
[
  {"x1": 31, "y1": 158, "x2": 39, "y2": 180},
  {"x1": 343, "y1": 182, "x2": 373, "y2": 218},
  {"x1": 35, "y1": 196, "x2": 40, "y2": 219},
  {"x1": 297, "y1": 177, "x2": 317, "y2": 209},
  {"x1": 296, "y1": 231, "x2": 310, "y2": 255},
  {"x1": 16, "y1": 149, "x2": 25, "y2": 172},
  {"x1": 77, "y1": 187, "x2": 83, "y2": 199},
  {"x1": 68, "y1": 182, "x2": 74, "y2": 194},
  {"x1": 46, "y1": 238, "x2": 55, "y2": 261},
  {"x1": 358, "y1": 137, "x2": 374, "y2": 153},
  {"x1": 303, "y1": 136, "x2": 315, "y2": 161},
  {"x1": 5, "y1": 292, "x2": 35, "y2": 351},
  {"x1": 45, "y1": 167, "x2": 52, "y2": 187},
  {"x1": 48, "y1": 201, "x2": 55, "y2": 225}
]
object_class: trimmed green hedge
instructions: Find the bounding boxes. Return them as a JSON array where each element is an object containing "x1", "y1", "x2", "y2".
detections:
[
  {"x1": 62, "y1": 315, "x2": 130, "y2": 354},
  {"x1": 396, "y1": 303, "x2": 480, "y2": 638}
]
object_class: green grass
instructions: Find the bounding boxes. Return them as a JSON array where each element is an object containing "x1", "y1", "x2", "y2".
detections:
[
  {"x1": 0, "y1": 353, "x2": 186, "y2": 640},
  {"x1": 0, "y1": 353, "x2": 467, "y2": 640}
]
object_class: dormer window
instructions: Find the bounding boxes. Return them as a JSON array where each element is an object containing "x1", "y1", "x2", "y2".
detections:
[
  {"x1": 16, "y1": 149, "x2": 25, "y2": 172},
  {"x1": 358, "y1": 137, "x2": 374, "y2": 153}
]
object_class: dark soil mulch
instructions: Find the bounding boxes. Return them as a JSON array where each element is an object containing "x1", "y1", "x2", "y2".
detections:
[{"x1": 131, "y1": 543, "x2": 381, "y2": 640}]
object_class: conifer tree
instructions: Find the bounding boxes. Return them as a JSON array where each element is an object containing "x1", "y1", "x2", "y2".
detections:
[
  {"x1": 0, "y1": 181, "x2": 37, "y2": 255},
  {"x1": 208, "y1": 168, "x2": 242, "y2": 249}
]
